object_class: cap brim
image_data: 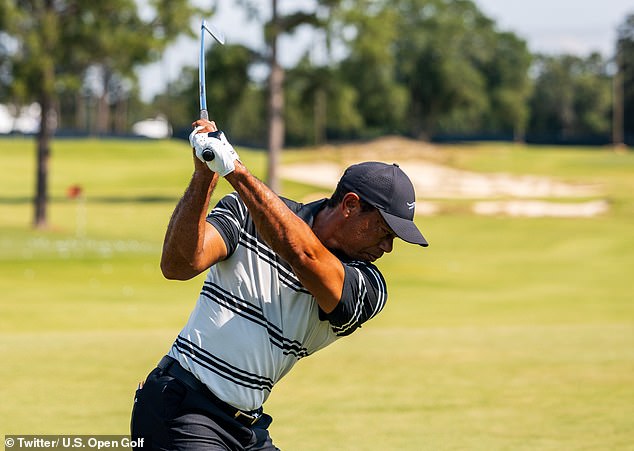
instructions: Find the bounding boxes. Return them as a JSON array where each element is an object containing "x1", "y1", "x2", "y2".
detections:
[{"x1": 379, "y1": 210, "x2": 429, "y2": 247}]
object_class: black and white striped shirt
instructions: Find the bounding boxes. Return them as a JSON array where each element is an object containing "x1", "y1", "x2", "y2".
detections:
[{"x1": 168, "y1": 193, "x2": 388, "y2": 411}]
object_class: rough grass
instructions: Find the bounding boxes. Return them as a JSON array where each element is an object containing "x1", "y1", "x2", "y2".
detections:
[{"x1": 0, "y1": 137, "x2": 632, "y2": 450}]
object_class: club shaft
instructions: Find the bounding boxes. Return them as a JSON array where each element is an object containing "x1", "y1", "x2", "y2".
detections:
[
  {"x1": 199, "y1": 19, "x2": 217, "y2": 162},
  {"x1": 199, "y1": 20, "x2": 207, "y2": 113}
]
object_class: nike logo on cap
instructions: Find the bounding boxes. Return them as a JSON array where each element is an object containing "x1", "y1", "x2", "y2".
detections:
[{"x1": 407, "y1": 201, "x2": 416, "y2": 210}]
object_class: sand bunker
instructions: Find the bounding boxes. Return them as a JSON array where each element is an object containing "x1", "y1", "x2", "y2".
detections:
[
  {"x1": 473, "y1": 200, "x2": 609, "y2": 218},
  {"x1": 280, "y1": 159, "x2": 606, "y2": 218}
]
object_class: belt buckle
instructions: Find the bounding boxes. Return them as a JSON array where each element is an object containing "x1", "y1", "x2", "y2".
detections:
[{"x1": 234, "y1": 410, "x2": 259, "y2": 426}]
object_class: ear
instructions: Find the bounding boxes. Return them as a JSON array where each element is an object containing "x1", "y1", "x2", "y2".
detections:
[{"x1": 341, "y1": 192, "x2": 362, "y2": 218}]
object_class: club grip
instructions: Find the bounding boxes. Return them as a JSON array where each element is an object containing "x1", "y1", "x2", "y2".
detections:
[
  {"x1": 198, "y1": 109, "x2": 215, "y2": 161},
  {"x1": 203, "y1": 131, "x2": 222, "y2": 161},
  {"x1": 202, "y1": 149, "x2": 215, "y2": 161}
]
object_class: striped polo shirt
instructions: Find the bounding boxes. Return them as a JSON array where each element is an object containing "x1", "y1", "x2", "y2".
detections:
[{"x1": 168, "y1": 192, "x2": 388, "y2": 411}]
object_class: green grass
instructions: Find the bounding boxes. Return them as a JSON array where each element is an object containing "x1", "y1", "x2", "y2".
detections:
[{"x1": 1, "y1": 137, "x2": 633, "y2": 450}]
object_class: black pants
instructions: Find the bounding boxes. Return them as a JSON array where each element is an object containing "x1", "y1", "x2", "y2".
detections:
[{"x1": 130, "y1": 365, "x2": 279, "y2": 451}]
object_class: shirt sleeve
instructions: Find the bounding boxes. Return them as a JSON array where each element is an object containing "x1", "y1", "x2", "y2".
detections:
[
  {"x1": 206, "y1": 192, "x2": 248, "y2": 257},
  {"x1": 323, "y1": 261, "x2": 388, "y2": 337}
]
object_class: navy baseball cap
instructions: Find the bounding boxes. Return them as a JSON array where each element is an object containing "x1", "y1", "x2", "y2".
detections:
[{"x1": 339, "y1": 162, "x2": 428, "y2": 247}]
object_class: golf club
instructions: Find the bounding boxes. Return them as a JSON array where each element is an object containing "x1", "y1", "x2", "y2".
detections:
[{"x1": 199, "y1": 19, "x2": 225, "y2": 161}]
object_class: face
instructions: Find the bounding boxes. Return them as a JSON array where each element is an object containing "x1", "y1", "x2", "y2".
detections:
[{"x1": 336, "y1": 196, "x2": 397, "y2": 262}]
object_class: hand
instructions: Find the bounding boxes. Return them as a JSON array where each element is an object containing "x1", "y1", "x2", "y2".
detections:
[{"x1": 189, "y1": 122, "x2": 240, "y2": 177}]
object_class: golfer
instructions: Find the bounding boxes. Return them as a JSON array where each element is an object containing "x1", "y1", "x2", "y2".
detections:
[{"x1": 131, "y1": 119, "x2": 428, "y2": 450}]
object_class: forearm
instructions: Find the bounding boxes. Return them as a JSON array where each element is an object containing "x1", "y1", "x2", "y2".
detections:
[
  {"x1": 161, "y1": 159, "x2": 219, "y2": 279},
  {"x1": 186, "y1": 118, "x2": 341, "y2": 309},
  {"x1": 226, "y1": 162, "x2": 312, "y2": 259},
  {"x1": 225, "y1": 161, "x2": 343, "y2": 311}
]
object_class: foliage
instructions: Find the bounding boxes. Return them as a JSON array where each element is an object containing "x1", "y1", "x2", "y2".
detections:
[
  {"x1": 0, "y1": 0, "x2": 206, "y2": 108},
  {"x1": 1, "y1": 1, "x2": 631, "y2": 146},
  {"x1": 617, "y1": 13, "x2": 634, "y2": 139},
  {"x1": 227, "y1": 83, "x2": 269, "y2": 147},
  {"x1": 528, "y1": 53, "x2": 612, "y2": 138},
  {"x1": 330, "y1": 0, "x2": 533, "y2": 139},
  {"x1": 285, "y1": 56, "x2": 363, "y2": 144},
  {"x1": 0, "y1": 0, "x2": 208, "y2": 227},
  {"x1": 335, "y1": 2, "x2": 409, "y2": 135},
  {"x1": 156, "y1": 43, "x2": 256, "y2": 133}
]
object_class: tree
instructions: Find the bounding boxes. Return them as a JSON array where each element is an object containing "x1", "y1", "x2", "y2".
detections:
[
  {"x1": 238, "y1": 0, "x2": 341, "y2": 191},
  {"x1": 0, "y1": 0, "x2": 207, "y2": 229},
  {"x1": 335, "y1": 1, "x2": 409, "y2": 136},
  {"x1": 616, "y1": 13, "x2": 634, "y2": 145},
  {"x1": 478, "y1": 32, "x2": 532, "y2": 141},
  {"x1": 396, "y1": 0, "x2": 529, "y2": 138},
  {"x1": 528, "y1": 54, "x2": 611, "y2": 140},
  {"x1": 285, "y1": 56, "x2": 363, "y2": 144},
  {"x1": 335, "y1": 0, "x2": 530, "y2": 140}
]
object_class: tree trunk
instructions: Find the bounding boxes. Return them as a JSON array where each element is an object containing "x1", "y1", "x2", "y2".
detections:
[
  {"x1": 75, "y1": 91, "x2": 86, "y2": 131},
  {"x1": 97, "y1": 67, "x2": 111, "y2": 135},
  {"x1": 513, "y1": 121, "x2": 526, "y2": 144},
  {"x1": 114, "y1": 97, "x2": 128, "y2": 134},
  {"x1": 612, "y1": 48, "x2": 625, "y2": 148},
  {"x1": 34, "y1": 93, "x2": 53, "y2": 229},
  {"x1": 33, "y1": 1, "x2": 57, "y2": 229},
  {"x1": 267, "y1": 0, "x2": 284, "y2": 193}
]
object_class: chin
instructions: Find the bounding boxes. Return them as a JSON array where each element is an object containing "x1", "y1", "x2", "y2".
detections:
[{"x1": 362, "y1": 253, "x2": 378, "y2": 262}]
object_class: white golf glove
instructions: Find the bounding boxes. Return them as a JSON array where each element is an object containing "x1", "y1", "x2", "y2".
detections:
[{"x1": 189, "y1": 126, "x2": 240, "y2": 176}]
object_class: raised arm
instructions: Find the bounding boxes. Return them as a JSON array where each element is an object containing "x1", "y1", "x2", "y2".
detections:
[
  {"x1": 160, "y1": 147, "x2": 228, "y2": 281},
  {"x1": 226, "y1": 162, "x2": 345, "y2": 313},
  {"x1": 189, "y1": 119, "x2": 345, "y2": 313}
]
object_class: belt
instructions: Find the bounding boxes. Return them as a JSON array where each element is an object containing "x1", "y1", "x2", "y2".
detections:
[{"x1": 157, "y1": 355, "x2": 263, "y2": 427}]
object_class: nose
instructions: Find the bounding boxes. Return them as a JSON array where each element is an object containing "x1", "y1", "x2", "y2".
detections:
[{"x1": 379, "y1": 236, "x2": 394, "y2": 254}]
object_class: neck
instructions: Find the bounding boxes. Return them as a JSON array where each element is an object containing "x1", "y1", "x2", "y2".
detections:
[{"x1": 312, "y1": 205, "x2": 345, "y2": 252}]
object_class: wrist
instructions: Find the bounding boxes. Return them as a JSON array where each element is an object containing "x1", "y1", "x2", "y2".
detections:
[
  {"x1": 193, "y1": 158, "x2": 216, "y2": 181},
  {"x1": 225, "y1": 160, "x2": 247, "y2": 180}
]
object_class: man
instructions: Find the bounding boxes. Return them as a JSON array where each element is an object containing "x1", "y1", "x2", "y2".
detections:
[{"x1": 131, "y1": 119, "x2": 428, "y2": 450}]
